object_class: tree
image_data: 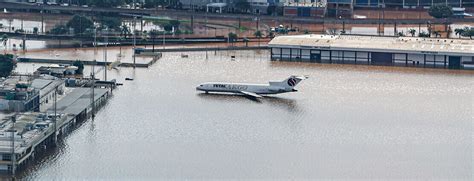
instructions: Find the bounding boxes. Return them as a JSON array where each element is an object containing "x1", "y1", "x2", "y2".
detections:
[
  {"x1": 418, "y1": 31, "x2": 430, "y2": 37},
  {"x1": 50, "y1": 24, "x2": 69, "y2": 35},
  {"x1": 408, "y1": 29, "x2": 416, "y2": 37},
  {"x1": 243, "y1": 38, "x2": 249, "y2": 47},
  {"x1": 428, "y1": 4, "x2": 453, "y2": 19},
  {"x1": 234, "y1": 0, "x2": 250, "y2": 13},
  {"x1": 163, "y1": 24, "x2": 173, "y2": 32},
  {"x1": 98, "y1": 16, "x2": 122, "y2": 31},
  {"x1": 120, "y1": 24, "x2": 130, "y2": 38},
  {"x1": 254, "y1": 30, "x2": 263, "y2": 46},
  {"x1": 169, "y1": 20, "x2": 180, "y2": 31},
  {"x1": 149, "y1": 29, "x2": 159, "y2": 52},
  {"x1": 268, "y1": 31, "x2": 274, "y2": 38},
  {"x1": 33, "y1": 27, "x2": 39, "y2": 35},
  {"x1": 460, "y1": 27, "x2": 474, "y2": 39},
  {"x1": 1, "y1": 34, "x2": 7, "y2": 47},
  {"x1": 88, "y1": 0, "x2": 125, "y2": 8},
  {"x1": 454, "y1": 28, "x2": 465, "y2": 38},
  {"x1": 0, "y1": 54, "x2": 15, "y2": 77},
  {"x1": 228, "y1": 32, "x2": 238, "y2": 46},
  {"x1": 73, "y1": 60, "x2": 84, "y2": 74},
  {"x1": 66, "y1": 15, "x2": 94, "y2": 35}
]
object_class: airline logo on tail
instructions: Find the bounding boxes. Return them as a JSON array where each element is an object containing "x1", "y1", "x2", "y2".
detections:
[{"x1": 287, "y1": 78, "x2": 297, "y2": 87}]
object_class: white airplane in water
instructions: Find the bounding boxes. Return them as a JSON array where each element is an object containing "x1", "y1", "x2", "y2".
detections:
[{"x1": 196, "y1": 76, "x2": 308, "y2": 98}]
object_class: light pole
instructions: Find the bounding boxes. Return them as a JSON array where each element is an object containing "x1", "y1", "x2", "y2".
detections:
[
  {"x1": 103, "y1": 28, "x2": 108, "y2": 81},
  {"x1": 10, "y1": 115, "x2": 16, "y2": 176},
  {"x1": 133, "y1": 16, "x2": 137, "y2": 68}
]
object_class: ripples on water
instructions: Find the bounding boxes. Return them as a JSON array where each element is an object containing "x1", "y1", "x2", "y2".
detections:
[{"x1": 9, "y1": 49, "x2": 474, "y2": 179}]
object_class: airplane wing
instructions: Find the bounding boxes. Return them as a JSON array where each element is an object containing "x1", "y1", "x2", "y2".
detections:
[{"x1": 239, "y1": 91, "x2": 263, "y2": 98}]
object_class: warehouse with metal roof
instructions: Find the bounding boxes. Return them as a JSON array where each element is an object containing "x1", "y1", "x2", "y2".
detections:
[{"x1": 268, "y1": 34, "x2": 474, "y2": 69}]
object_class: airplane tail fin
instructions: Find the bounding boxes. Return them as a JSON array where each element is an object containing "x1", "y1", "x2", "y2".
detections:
[{"x1": 270, "y1": 75, "x2": 308, "y2": 89}]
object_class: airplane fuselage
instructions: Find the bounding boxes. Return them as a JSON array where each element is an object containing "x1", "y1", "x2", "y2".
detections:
[
  {"x1": 196, "y1": 76, "x2": 306, "y2": 98},
  {"x1": 196, "y1": 82, "x2": 293, "y2": 95}
]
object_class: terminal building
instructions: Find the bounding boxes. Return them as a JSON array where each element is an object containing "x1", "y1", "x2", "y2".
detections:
[{"x1": 268, "y1": 34, "x2": 474, "y2": 69}]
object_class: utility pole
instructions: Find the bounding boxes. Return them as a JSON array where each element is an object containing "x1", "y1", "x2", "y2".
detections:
[
  {"x1": 91, "y1": 60, "x2": 96, "y2": 118},
  {"x1": 133, "y1": 17, "x2": 137, "y2": 68},
  {"x1": 10, "y1": 116, "x2": 16, "y2": 176},
  {"x1": 53, "y1": 86, "x2": 57, "y2": 145},
  {"x1": 41, "y1": 6, "x2": 44, "y2": 34},
  {"x1": 104, "y1": 28, "x2": 108, "y2": 81},
  {"x1": 94, "y1": 27, "x2": 97, "y2": 54}
]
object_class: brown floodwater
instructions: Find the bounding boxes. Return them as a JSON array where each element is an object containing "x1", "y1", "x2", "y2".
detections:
[{"x1": 5, "y1": 46, "x2": 472, "y2": 179}]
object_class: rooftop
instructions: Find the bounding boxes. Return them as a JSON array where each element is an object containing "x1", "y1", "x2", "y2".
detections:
[{"x1": 268, "y1": 34, "x2": 474, "y2": 56}]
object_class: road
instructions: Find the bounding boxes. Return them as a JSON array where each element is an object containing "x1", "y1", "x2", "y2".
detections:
[{"x1": 1, "y1": 2, "x2": 474, "y2": 25}]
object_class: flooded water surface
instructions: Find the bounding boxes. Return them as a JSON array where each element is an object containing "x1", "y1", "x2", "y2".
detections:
[{"x1": 9, "y1": 48, "x2": 472, "y2": 180}]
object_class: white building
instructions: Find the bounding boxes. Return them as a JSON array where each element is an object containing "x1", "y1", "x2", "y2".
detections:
[
  {"x1": 269, "y1": 34, "x2": 474, "y2": 69},
  {"x1": 31, "y1": 75, "x2": 65, "y2": 107}
]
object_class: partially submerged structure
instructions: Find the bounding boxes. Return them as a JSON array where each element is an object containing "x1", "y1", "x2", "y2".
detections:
[{"x1": 268, "y1": 34, "x2": 474, "y2": 69}]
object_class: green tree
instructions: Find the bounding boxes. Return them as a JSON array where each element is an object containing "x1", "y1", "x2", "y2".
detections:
[
  {"x1": 228, "y1": 32, "x2": 238, "y2": 46},
  {"x1": 454, "y1": 28, "x2": 465, "y2": 38},
  {"x1": 33, "y1": 27, "x2": 39, "y2": 35},
  {"x1": 89, "y1": 0, "x2": 125, "y2": 8},
  {"x1": 120, "y1": 24, "x2": 130, "y2": 38},
  {"x1": 163, "y1": 24, "x2": 173, "y2": 32},
  {"x1": 169, "y1": 20, "x2": 180, "y2": 31},
  {"x1": 460, "y1": 27, "x2": 474, "y2": 39},
  {"x1": 408, "y1": 29, "x2": 416, "y2": 37},
  {"x1": 66, "y1": 15, "x2": 94, "y2": 35},
  {"x1": 50, "y1": 24, "x2": 69, "y2": 35},
  {"x1": 98, "y1": 16, "x2": 122, "y2": 31},
  {"x1": 1, "y1": 34, "x2": 7, "y2": 47},
  {"x1": 143, "y1": 0, "x2": 177, "y2": 8},
  {"x1": 73, "y1": 60, "x2": 84, "y2": 74},
  {"x1": 428, "y1": 4, "x2": 453, "y2": 19},
  {"x1": 254, "y1": 30, "x2": 263, "y2": 46},
  {"x1": 0, "y1": 54, "x2": 14, "y2": 77},
  {"x1": 418, "y1": 31, "x2": 430, "y2": 37}
]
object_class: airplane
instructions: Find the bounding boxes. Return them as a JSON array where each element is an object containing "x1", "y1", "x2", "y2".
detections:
[{"x1": 196, "y1": 75, "x2": 308, "y2": 98}]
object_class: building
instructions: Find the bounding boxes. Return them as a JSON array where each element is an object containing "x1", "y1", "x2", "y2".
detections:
[
  {"x1": 0, "y1": 112, "x2": 66, "y2": 172},
  {"x1": 30, "y1": 75, "x2": 65, "y2": 108},
  {"x1": 354, "y1": 0, "x2": 463, "y2": 8},
  {"x1": 179, "y1": 0, "x2": 281, "y2": 14},
  {"x1": 0, "y1": 77, "x2": 40, "y2": 112},
  {"x1": 179, "y1": 0, "x2": 230, "y2": 12},
  {"x1": 327, "y1": 0, "x2": 353, "y2": 18},
  {"x1": 283, "y1": 0, "x2": 327, "y2": 17},
  {"x1": 35, "y1": 64, "x2": 78, "y2": 77},
  {"x1": 268, "y1": 34, "x2": 474, "y2": 69}
]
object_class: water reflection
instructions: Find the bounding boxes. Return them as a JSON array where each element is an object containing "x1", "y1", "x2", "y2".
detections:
[{"x1": 197, "y1": 93, "x2": 301, "y2": 113}]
